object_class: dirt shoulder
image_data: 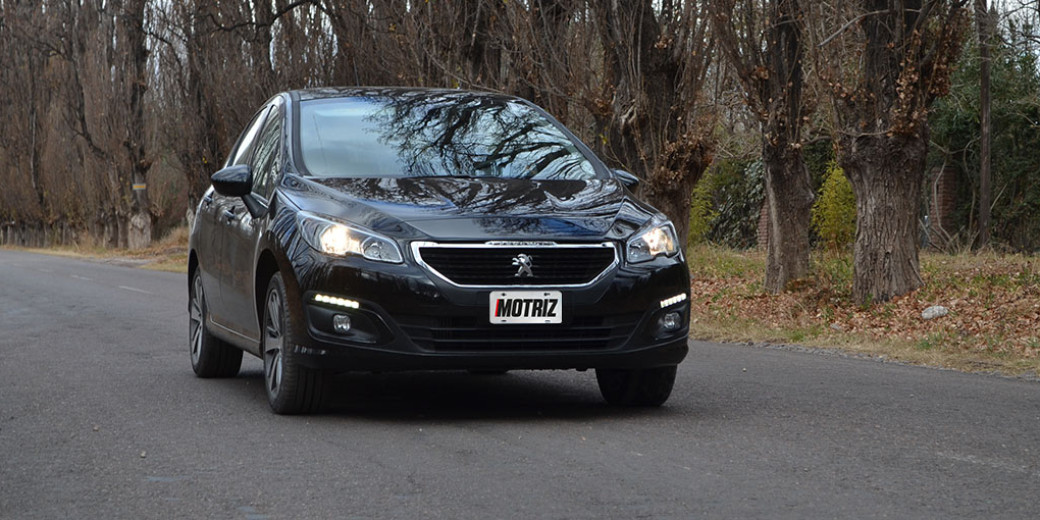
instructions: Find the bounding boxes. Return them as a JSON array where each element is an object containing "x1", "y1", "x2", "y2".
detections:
[
  {"x1": 2, "y1": 227, "x2": 189, "y2": 274},
  {"x1": 687, "y1": 246, "x2": 1040, "y2": 378},
  {"x1": 2, "y1": 245, "x2": 188, "y2": 273}
]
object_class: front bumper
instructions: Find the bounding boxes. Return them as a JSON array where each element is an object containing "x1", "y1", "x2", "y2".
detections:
[{"x1": 287, "y1": 248, "x2": 690, "y2": 372}]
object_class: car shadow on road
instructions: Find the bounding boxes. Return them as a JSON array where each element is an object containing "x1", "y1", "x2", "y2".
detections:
[{"x1": 235, "y1": 367, "x2": 689, "y2": 422}]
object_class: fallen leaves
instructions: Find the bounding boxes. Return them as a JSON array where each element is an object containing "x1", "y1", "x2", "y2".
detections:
[{"x1": 688, "y1": 247, "x2": 1040, "y2": 372}]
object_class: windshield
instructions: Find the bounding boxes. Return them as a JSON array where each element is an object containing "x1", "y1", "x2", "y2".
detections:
[{"x1": 297, "y1": 92, "x2": 602, "y2": 181}]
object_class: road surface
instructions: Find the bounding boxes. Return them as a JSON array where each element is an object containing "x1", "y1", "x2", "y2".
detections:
[{"x1": 1, "y1": 249, "x2": 1038, "y2": 519}]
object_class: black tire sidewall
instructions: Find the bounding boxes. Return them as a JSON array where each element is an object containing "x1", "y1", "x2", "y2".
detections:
[
  {"x1": 263, "y1": 272, "x2": 325, "y2": 414},
  {"x1": 596, "y1": 366, "x2": 677, "y2": 407},
  {"x1": 190, "y1": 270, "x2": 242, "y2": 378}
]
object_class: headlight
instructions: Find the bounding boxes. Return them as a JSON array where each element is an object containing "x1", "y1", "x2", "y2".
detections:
[
  {"x1": 296, "y1": 212, "x2": 403, "y2": 263},
  {"x1": 627, "y1": 220, "x2": 679, "y2": 263}
]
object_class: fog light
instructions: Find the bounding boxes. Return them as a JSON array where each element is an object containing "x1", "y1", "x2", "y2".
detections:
[
  {"x1": 332, "y1": 314, "x2": 352, "y2": 334},
  {"x1": 660, "y1": 311, "x2": 682, "y2": 332}
]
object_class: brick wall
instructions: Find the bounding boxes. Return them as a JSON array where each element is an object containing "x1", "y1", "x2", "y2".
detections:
[
  {"x1": 756, "y1": 199, "x2": 769, "y2": 250},
  {"x1": 927, "y1": 166, "x2": 958, "y2": 248}
]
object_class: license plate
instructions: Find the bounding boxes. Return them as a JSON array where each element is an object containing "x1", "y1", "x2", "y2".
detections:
[{"x1": 489, "y1": 291, "x2": 562, "y2": 324}]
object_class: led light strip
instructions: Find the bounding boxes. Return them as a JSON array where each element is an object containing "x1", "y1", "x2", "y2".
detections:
[
  {"x1": 659, "y1": 293, "x2": 688, "y2": 309},
  {"x1": 313, "y1": 294, "x2": 360, "y2": 309}
]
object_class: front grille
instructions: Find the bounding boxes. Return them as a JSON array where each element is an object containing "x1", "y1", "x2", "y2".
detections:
[
  {"x1": 414, "y1": 243, "x2": 617, "y2": 286},
  {"x1": 396, "y1": 313, "x2": 641, "y2": 352}
]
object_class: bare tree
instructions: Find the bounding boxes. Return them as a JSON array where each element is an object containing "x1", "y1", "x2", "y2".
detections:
[
  {"x1": 711, "y1": 0, "x2": 814, "y2": 292},
  {"x1": 2, "y1": 0, "x2": 719, "y2": 253},
  {"x1": 402, "y1": 1, "x2": 717, "y2": 245},
  {"x1": 593, "y1": 1, "x2": 715, "y2": 247},
  {"x1": 0, "y1": 1, "x2": 50, "y2": 243},
  {"x1": 116, "y1": 0, "x2": 154, "y2": 248},
  {"x1": 151, "y1": 1, "x2": 319, "y2": 208},
  {"x1": 811, "y1": 1, "x2": 969, "y2": 304}
]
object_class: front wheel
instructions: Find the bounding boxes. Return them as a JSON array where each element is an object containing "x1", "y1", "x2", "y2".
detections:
[
  {"x1": 189, "y1": 270, "x2": 242, "y2": 378},
  {"x1": 262, "y1": 273, "x2": 327, "y2": 415},
  {"x1": 596, "y1": 366, "x2": 677, "y2": 407}
]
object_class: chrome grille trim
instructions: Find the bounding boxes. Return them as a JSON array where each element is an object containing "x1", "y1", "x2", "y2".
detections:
[{"x1": 410, "y1": 241, "x2": 619, "y2": 288}]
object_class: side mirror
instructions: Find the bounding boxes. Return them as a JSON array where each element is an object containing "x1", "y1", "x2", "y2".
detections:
[
  {"x1": 211, "y1": 164, "x2": 253, "y2": 197},
  {"x1": 613, "y1": 169, "x2": 640, "y2": 191},
  {"x1": 211, "y1": 164, "x2": 266, "y2": 218}
]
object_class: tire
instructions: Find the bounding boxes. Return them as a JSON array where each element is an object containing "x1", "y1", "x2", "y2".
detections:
[
  {"x1": 189, "y1": 270, "x2": 243, "y2": 378},
  {"x1": 596, "y1": 366, "x2": 677, "y2": 407},
  {"x1": 467, "y1": 370, "x2": 509, "y2": 376},
  {"x1": 262, "y1": 272, "x2": 326, "y2": 415}
]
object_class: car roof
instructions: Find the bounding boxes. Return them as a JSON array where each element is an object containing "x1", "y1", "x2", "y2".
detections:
[{"x1": 289, "y1": 87, "x2": 518, "y2": 104}]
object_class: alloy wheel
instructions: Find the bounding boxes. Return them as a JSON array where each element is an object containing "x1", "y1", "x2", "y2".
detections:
[
  {"x1": 264, "y1": 289, "x2": 285, "y2": 398},
  {"x1": 189, "y1": 275, "x2": 205, "y2": 366}
]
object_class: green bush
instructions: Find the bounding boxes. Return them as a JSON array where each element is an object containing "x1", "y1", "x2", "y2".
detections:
[
  {"x1": 803, "y1": 139, "x2": 835, "y2": 191},
  {"x1": 930, "y1": 33, "x2": 1040, "y2": 252},
  {"x1": 688, "y1": 159, "x2": 764, "y2": 249},
  {"x1": 688, "y1": 172, "x2": 716, "y2": 245},
  {"x1": 811, "y1": 162, "x2": 856, "y2": 252}
]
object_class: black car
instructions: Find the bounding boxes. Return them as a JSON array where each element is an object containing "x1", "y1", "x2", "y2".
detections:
[{"x1": 188, "y1": 88, "x2": 690, "y2": 414}]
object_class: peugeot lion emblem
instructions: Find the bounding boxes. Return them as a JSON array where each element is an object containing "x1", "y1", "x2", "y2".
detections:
[{"x1": 512, "y1": 253, "x2": 534, "y2": 278}]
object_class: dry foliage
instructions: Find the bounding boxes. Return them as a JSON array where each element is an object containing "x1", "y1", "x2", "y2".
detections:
[
  {"x1": 688, "y1": 246, "x2": 1040, "y2": 376},
  {"x1": 0, "y1": 0, "x2": 717, "y2": 253}
]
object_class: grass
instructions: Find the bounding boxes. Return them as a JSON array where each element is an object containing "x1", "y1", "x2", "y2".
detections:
[
  {"x1": 687, "y1": 244, "x2": 1040, "y2": 378},
  {"x1": 3, "y1": 226, "x2": 190, "y2": 273}
]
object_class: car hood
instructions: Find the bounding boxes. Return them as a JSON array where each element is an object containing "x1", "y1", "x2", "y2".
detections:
[{"x1": 283, "y1": 176, "x2": 657, "y2": 241}]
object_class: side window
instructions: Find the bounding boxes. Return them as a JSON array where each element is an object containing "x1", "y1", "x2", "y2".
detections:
[
  {"x1": 249, "y1": 105, "x2": 283, "y2": 201},
  {"x1": 225, "y1": 107, "x2": 270, "y2": 168}
]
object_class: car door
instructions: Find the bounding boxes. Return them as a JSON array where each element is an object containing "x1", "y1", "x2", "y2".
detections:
[
  {"x1": 194, "y1": 185, "x2": 227, "y2": 317},
  {"x1": 220, "y1": 99, "x2": 285, "y2": 340},
  {"x1": 208, "y1": 106, "x2": 271, "y2": 331}
]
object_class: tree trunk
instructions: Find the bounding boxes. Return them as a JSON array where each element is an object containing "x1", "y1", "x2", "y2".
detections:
[
  {"x1": 763, "y1": 149, "x2": 814, "y2": 292},
  {"x1": 117, "y1": 213, "x2": 129, "y2": 249},
  {"x1": 840, "y1": 134, "x2": 926, "y2": 304},
  {"x1": 710, "y1": 0, "x2": 812, "y2": 291},
  {"x1": 762, "y1": 0, "x2": 812, "y2": 292},
  {"x1": 104, "y1": 212, "x2": 118, "y2": 248},
  {"x1": 975, "y1": 0, "x2": 992, "y2": 248},
  {"x1": 122, "y1": 0, "x2": 153, "y2": 250},
  {"x1": 128, "y1": 211, "x2": 151, "y2": 250},
  {"x1": 820, "y1": 1, "x2": 965, "y2": 304}
]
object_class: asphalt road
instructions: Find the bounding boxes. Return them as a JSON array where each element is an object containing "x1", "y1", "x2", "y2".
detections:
[{"x1": 1, "y1": 249, "x2": 1038, "y2": 519}]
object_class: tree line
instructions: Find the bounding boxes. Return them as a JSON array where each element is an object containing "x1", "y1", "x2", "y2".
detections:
[{"x1": 0, "y1": 1, "x2": 1032, "y2": 304}]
